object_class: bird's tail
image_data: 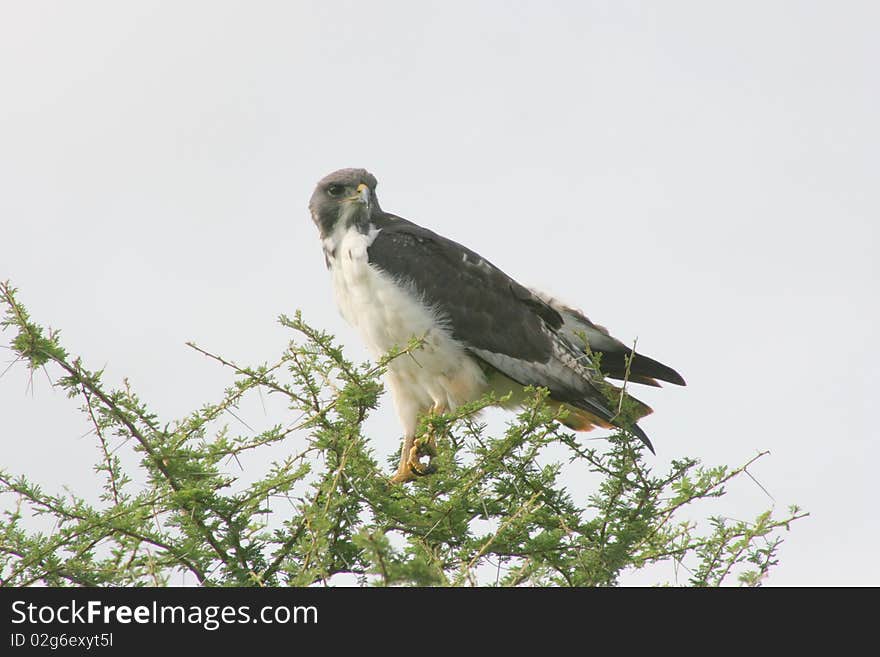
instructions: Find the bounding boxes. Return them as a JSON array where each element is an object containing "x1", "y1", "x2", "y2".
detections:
[{"x1": 556, "y1": 392, "x2": 656, "y2": 454}]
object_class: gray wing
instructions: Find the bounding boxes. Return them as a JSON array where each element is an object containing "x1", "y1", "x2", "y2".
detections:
[{"x1": 366, "y1": 214, "x2": 616, "y2": 420}]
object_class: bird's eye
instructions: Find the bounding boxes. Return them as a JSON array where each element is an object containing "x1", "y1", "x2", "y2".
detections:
[{"x1": 326, "y1": 184, "x2": 345, "y2": 197}]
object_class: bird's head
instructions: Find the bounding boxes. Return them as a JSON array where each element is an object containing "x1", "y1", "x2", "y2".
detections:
[{"x1": 309, "y1": 168, "x2": 380, "y2": 238}]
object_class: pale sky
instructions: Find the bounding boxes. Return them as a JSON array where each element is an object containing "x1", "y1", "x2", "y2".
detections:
[{"x1": 1, "y1": 1, "x2": 877, "y2": 585}]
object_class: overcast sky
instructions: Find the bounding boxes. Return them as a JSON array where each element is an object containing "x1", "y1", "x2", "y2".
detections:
[{"x1": 1, "y1": 1, "x2": 877, "y2": 585}]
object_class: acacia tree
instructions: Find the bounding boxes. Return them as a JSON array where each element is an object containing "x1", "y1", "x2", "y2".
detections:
[{"x1": 0, "y1": 282, "x2": 805, "y2": 587}]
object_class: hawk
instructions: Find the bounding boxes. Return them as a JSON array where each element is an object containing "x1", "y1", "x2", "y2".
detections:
[{"x1": 309, "y1": 168, "x2": 685, "y2": 483}]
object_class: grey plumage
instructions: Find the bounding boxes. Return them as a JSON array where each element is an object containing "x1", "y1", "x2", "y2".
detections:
[{"x1": 309, "y1": 168, "x2": 684, "y2": 472}]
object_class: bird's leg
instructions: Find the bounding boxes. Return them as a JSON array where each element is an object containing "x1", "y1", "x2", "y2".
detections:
[
  {"x1": 418, "y1": 402, "x2": 445, "y2": 459},
  {"x1": 389, "y1": 403, "x2": 445, "y2": 484},
  {"x1": 390, "y1": 433, "x2": 434, "y2": 483},
  {"x1": 410, "y1": 402, "x2": 444, "y2": 472},
  {"x1": 390, "y1": 435, "x2": 420, "y2": 484}
]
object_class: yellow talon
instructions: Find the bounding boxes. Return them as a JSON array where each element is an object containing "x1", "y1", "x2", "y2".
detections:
[
  {"x1": 389, "y1": 404, "x2": 445, "y2": 483},
  {"x1": 390, "y1": 436, "x2": 437, "y2": 483}
]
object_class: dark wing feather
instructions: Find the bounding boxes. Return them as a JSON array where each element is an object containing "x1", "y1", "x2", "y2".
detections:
[
  {"x1": 367, "y1": 213, "x2": 561, "y2": 365},
  {"x1": 367, "y1": 214, "x2": 652, "y2": 449},
  {"x1": 536, "y1": 293, "x2": 686, "y2": 387}
]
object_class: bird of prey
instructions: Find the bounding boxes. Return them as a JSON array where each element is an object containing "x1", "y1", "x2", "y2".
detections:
[{"x1": 309, "y1": 168, "x2": 685, "y2": 483}]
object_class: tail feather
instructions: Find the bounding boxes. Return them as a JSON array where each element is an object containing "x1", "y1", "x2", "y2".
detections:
[
  {"x1": 600, "y1": 351, "x2": 687, "y2": 387},
  {"x1": 557, "y1": 399, "x2": 656, "y2": 454},
  {"x1": 628, "y1": 422, "x2": 655, "y2": 454},
  {"x1": 530, "y1": 289, "x2": 686, "y2": 387}
]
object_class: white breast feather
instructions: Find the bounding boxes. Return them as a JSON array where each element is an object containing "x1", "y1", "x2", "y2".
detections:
[{"x1": 325, "y1": 225, "x2": 486, "y2": 435}]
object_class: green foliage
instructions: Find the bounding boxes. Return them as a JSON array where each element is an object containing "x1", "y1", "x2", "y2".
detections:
[{"x1": 0, "y1": 282, "x2": 806, "y2": 586}]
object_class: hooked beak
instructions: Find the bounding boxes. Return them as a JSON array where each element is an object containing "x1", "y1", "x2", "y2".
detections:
[{"x1": 348, "y1": 183, "x2": 371, "y2": 207}]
